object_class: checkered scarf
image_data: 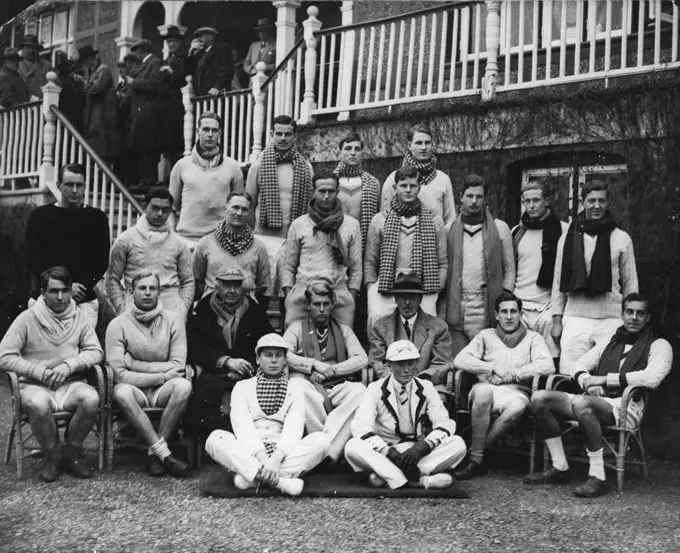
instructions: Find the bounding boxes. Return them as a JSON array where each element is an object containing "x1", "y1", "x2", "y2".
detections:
[
  {"x1": 258, "y1": 143, "x2": 312, "y2": 230},
  {"x1": 378, "y1": 196, "x2": 440, "y2": 294},
  {"x1": 403, "y1": 151, "x2": 438, "y2": 185},
  {"x1": 256, "y1": 368, "x2": 288, "y2": 417},
  {"x1": 213, "y1": 220, "x2": 254, "y2": 257},
  {"x1": 333, "y1": 161, "x2": 380, "y2": 249}
]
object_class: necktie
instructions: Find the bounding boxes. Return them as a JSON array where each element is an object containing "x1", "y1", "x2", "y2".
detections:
[
  {"x1": 403, "y1": 320, "x2": 411, "y2": 340},
  {"x1": 399, "y1": 384, "x2": 409, "y2": 406}
]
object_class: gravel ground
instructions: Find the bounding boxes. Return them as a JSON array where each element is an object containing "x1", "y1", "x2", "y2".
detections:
[{"x1": 1, "y1": 381, "x2": 680, "y2": 553}]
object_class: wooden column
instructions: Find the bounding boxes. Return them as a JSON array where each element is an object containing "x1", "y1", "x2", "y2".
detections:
[
  {"x1": 336, "y1": 1, "x2": 355, "y2": 121},
  {"x1": 299, "y1": 6, "x2": 322, "y2": 124},
  {"x1": 482, "y1": 0, "x2": 502, "y2": 102}
]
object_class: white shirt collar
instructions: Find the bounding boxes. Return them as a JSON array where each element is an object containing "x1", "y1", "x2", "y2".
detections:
[
  {"x1": 392, "y1": 377, "x2": 412, "y2": 396},
  {"x1": 400, "y1": 313, "x2": 418, "y2": 327}
]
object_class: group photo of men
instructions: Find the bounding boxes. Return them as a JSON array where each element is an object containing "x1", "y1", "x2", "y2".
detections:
[{"x1": 0, "y1": 115, "x2": 673, "y2": 503}]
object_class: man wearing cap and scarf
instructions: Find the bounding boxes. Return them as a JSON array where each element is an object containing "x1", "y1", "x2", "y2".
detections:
[
  {"x1": 551, "y1": 180, "x2": 638, "y2": 372},
  {"x1": 512, "y1": 180, "x2": 568, "y2": 360},
  {"x1": 184, "y1": 267, "x2": 273, "y2": 433},
  {"x1": 107, "y1": 271, "x2": 192, "y2": 477},
  {"x1": 246, "y1": 114, "x2": 314, "y2": 296},
  {"x1": 282, "y1": 169, "x2": 362, "y2": 327},
  {"x1": 453, "y1": 291, "x2": 554, "y2": 480},
  {"x1": 205, "y1": 333, "x2": 330, "y2": 496},
  {"x1": 190, "y1": 27, "x2": 233, "y2": 95},
  {"x1": 127, "y1": 39, "x2": 162, "y2": 185},
  {"x1": 0, "y1": 48, "x2": 29, "y2": 108},
  {"x1": 0, "y1": 266, "x2": 103, "y2": 482},
  {"x1": 369, "y1": 272, "x2": 453, "y2": 398},
  {"x1": 17, "y1": 34, "x2": 51, "y2": 99},
  {"x1": 79, "y1": 44, "x2": 121, "y2": 162},
  {"x1": 525, "y1": 293, "x2": 671, "y2": 497},
  {"x1": 243, "y1": 18, "x2": 277, "y2": 80},
  {"x1": 364, "y1": 165, "x2": 447, "y2": 333},
  {"x1": 444, "y1": 174, "x2": 515, "y2": 357},
  {"x1": 345, "y1": 339, "x2": 467, "y2": 489},
  {"x1": 283, "y1": 281, "x2": 366, "y2": 462}
]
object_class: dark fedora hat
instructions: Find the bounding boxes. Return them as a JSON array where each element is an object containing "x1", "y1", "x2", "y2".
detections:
[
  {"x1": 77, "y1": 45, "x2": 98, "y2": 61},
  {"x1": 254, "y1": 18, "x2": 275, "y2": 30},
  {"x1": 18, "y1": 34, "x2": 42, "y2": 48},
  {"x1": 1, "y1": 48, "x2": 21, "y2": 61},
  {"x1": 391, "y1": 271, "x2": 425, "y2": 295},
  {"x1": 160, "y1": 25, "x2": 185, "y2": 40},
  {"x1": 130, "y1": 39, "x2": 153, "y2": 53}
]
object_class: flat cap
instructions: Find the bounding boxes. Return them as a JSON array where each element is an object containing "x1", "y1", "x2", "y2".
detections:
[
  {"x1": 255, "y1": 333, "x2": 292, "y2": 354},
  {"x1": 130, "y1": 39, "x2": 153, "y2": 53},
  {"x1": 193, "y1": 27, "x2": 218, "y2": 38},
  {"x1": 215, "y1": 267, "x2": 246, "y2": 282},
  {"x1": 385, "y1": 340, "x2": 420, "y2": 362}
]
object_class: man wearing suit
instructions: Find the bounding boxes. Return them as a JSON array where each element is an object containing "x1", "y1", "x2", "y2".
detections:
[
  {"x1": 183, "y1": 268, "x2": 273, "y2": 433},
  {"x1": 190, "y1": 27, "x2": 233, "y2": 96},
  {"x1": 127, "y1": 39, "x2": 162, "y2": 185},
  {"x1": 344, "y1": 340, "x2": 467, "y2": 490},
  {"x1": 243, "y1": 18, "x2": 277, "y2": 80},
  {"x1": 369, "y1": 272, "x2": 453, "y2": 399}
]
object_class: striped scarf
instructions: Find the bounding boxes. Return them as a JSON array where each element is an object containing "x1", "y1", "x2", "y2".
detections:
[
  {"x1": 213, "y1": 220, "x2": 254, "y2": 257},
  {"x1": 403, "y1": 151, "x2": 437, "y2": 185},
  {"x1": 378, "y1": 196, "x2": 440, "y2": 294},
  {"x1": 257, "y1": 143, "x2": 312, "y2": 230},
  {"x1": 333, "y1": 161, "x2": 380, "y2": 249}
]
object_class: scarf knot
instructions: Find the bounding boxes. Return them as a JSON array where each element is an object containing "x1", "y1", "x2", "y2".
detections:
[
  {"x1": 213, "y1": 220, "x2": 254, "y2": 257},
  {"x1": 495, "y1": 323, "x2": 528, "y2": 349},
  {"x1": 512, "y1": 211, "x2": 564, "y2": 289},
  {"x1": 594, "y1": 326, "x2": 655, "y2": 394},
  {"x1": 332, "y1": 162, "x2": 379, "y2": 250},
  {"x1": 308, "y1": 198, "x2": 348, "y2": 267},
  {"x1": 31, "y1": 295, "x2": 78, "y2": 339},
  {"x1": 131, "y1": 301, "x2": 164, "y2": 336},
  {"x1": 403, "y1": 152, "x2": 437, "y2": 185},
  {"x1": 135, "y1": 214, "x2": 171, "y2": 246}
]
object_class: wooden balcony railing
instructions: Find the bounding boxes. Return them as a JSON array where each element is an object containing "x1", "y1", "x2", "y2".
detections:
[{"x1": 0, "y1": 100, "x2": 43, "y2": 190}]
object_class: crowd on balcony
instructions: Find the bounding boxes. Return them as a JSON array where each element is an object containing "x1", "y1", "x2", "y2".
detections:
[{"x1": 0, "y1": 113, "x2": 674, "y2": 500}]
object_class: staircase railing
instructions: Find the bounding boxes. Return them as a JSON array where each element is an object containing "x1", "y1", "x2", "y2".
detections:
[
  {"x1": 0, "y1": 100, "x2": 43, "y2": 190},
  {"x1": 50, "y1": 105, "x2": 143, "y2": 241}
]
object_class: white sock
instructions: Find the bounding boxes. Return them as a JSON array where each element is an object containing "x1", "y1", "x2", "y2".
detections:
[
  {"x1": 544, "y1": 437, "x2": 569, "y2": 471},
  {"x1": 587, "y1": 448, "x2": 605, "y2": 481},
  {"x1": 149, "y1": 438, "x2": 171, "y2": 461}
]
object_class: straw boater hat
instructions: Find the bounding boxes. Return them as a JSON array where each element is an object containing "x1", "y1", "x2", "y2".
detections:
[
  {"x1": 18, "y1": 34, "x2": 42, "y2": 49},
  {"x1": 254, "y1": 18, "x2": 275, "y2": 31}
]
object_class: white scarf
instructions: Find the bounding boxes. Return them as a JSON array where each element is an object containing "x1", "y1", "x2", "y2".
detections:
[
  {"x1": 134, "y1": 214, "x2": 170, "y2": 245},
  {"x1": 131, "y1": 300, "x2": 164, "y2": 336},
  {"x1": 31, "y1": 295, "x2": 78, "y2": 339}
]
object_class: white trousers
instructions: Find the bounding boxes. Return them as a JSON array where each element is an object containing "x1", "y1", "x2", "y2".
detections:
[
  {"x1": 366, "y1": 282, "x2": 438, "y2": 334},
  {"x1": 288, "y1": 379, "x2": 366, "y2": 462},
  {"x1": 559, "y1": 315, "x2": 621, "y2": 373},
  {"x1": 344, "y1": 435, "x2": 467, "y2": 489},
  {"x1": 521, "y1": 303, "x2": 559, "y2": 358},
  {"x1": 205, "y1": 430, "x2": 330, "y2": 484}
]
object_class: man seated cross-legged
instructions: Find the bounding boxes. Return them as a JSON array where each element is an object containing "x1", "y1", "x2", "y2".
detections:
[
  {"x1": 453, "y1": 291, "x2": 555, "y2": 480},
  {"x1": 344, "y1": 340, "x2": 467, "y2": 490},
  {"x1": 524, "y1": 293, "x2": 672, "y2": 497},
  {"x1": 283, "y1": 281, "x2": 367, "y2": 462},
  {"x1": 0, "y1": 266, "x2": 103, "y2": 482},
  {"x1": 106, "y1": 271, "x2": 192, "y2": 477},
  {"x1": 205, "y1": 334, "x2": 330, "y2": 496}
]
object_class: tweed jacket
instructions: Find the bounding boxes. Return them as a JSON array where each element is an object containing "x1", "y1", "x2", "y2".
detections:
[
  {"x1": 230, "y1": 376, "x2": 306, "y2": 458},
  {"x1": 369, "y1": 308, "x2": 452, "y2": 385},
  {"x1": 351, "y1": 375, "x2": 457, "y2": 451}
]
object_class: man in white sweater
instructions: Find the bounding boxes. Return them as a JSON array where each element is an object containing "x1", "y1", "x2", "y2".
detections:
[
  {"x1": 525, "y1": 293, "x2": 672, "y2": 497},
  {"x1": 107, "y1": 271, "x2": 192, "y2": 477},
  {"x1": 282, "y1": 170, "x2": 362, "y2": 327},
  {"x1": 205, "y1": 333, "x2": 330, "y2": 496},
  {"x1": 551, "y1": 180, "x2": 638, "y2": 372},
  {"x1": 512, "y1": 180, "x2": 568, "y2": 359},
  {"x1": 0, "y1": 266, "x2": 103, "y2": 482},
  {"x1": 453, "y1": 292, "x2": 554, "y2": 480}
]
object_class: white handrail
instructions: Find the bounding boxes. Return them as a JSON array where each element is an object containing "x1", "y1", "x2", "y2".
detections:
[{"x1": 0, "y1": 101, "x2": 43, "y2": 190}]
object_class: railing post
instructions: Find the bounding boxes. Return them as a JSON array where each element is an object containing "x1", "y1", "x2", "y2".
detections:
[
  {"x1": 337, "y1": 1, "x2": 355, "y2": 121},
  {"x1": 250, "y1": 62, "x2": 267, "y2": 163},
  {"x1": 482, "y1": 0, "x2": 502, "y2": 101},
  {"x1": 181, "y1": 75, "x2": 195, "y2": 157},
  {"x1": 299, "y1": 6, "x2": 322, "y2": 125},
  {"x1": 40, "y1": 71, "x2": 61, "y2": 191}
]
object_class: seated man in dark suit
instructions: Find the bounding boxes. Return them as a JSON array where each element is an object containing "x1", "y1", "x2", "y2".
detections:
[
  {"x1": 369, "y1": 272, "x2": 453, "y2": 399},
  {"x1": 184, "y1": 268, "x2": 273, "y2": 433}
]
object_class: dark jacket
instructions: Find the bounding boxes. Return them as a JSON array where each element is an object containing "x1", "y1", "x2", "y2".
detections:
[
  {"x1": 128, "y1": 54, "x2": 162, "y2": 148},
  {"x1": 83, "y1": 62, "x2": 121, "y2": 158},
  {"x1": 0, "y1": 67, "x2": 30, "y2": 108},
  {"x1": 193, "y1": 43, "x2": 233, "y2": 96},
  {"x1": 159, "y1": 50, "x2": 193, "y2": 152},
  {"x1": 184, "y1": 294, "x2": 273, "y2": 431}
]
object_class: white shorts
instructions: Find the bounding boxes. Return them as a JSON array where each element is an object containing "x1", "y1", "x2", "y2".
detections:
[
  {"x1": 20, "y1": 380, "x2": 93, "y2": 412},
  {"x1": 127, "y1": 384, "x2": 165, "y2": 408},
  {"x1": 470, "y1": 384, "x2": 530, "y2": 415},
  {"x1": 565, "y1": 392, "x2": 644, "y2": 430}
]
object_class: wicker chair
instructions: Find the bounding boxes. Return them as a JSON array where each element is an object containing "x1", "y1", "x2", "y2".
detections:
[
  {"x1": 453, "y1": 370, "x2": 546, "y2": 474},
  {"x1": 537, "y1": 374, "x2": 651, "y2": 492},
  {"x1": 3, "y1": 366, "x2": 108, "y2": 479}
]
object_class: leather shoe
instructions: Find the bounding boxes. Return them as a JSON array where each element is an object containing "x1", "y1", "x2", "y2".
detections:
[
  {"x1": 163, "y1": 455, "x2": 190, "y2": 478},
  {"x1": 573, "y1": 476, "x2": 606, "y2": 498},
  {"x1": 523, "y1": 467, "x2": 571, "y2": 486},
  {"x1": 148, "y1": 455, "x2": 166, "y2": 477},
  {"x1": 63, "y1": 445, "x2": 93, "y2": 479},
  {"x1": 39, "y1": 444, "x2": 61, "y2": 483},
  {"x1": 454, "y1": 460, "x2": 484, "y2": 481}
]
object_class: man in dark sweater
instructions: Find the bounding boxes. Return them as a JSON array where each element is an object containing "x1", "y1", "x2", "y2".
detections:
[{"x1": 25, "y1": 163, "x2": 110, "y2": 328}]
